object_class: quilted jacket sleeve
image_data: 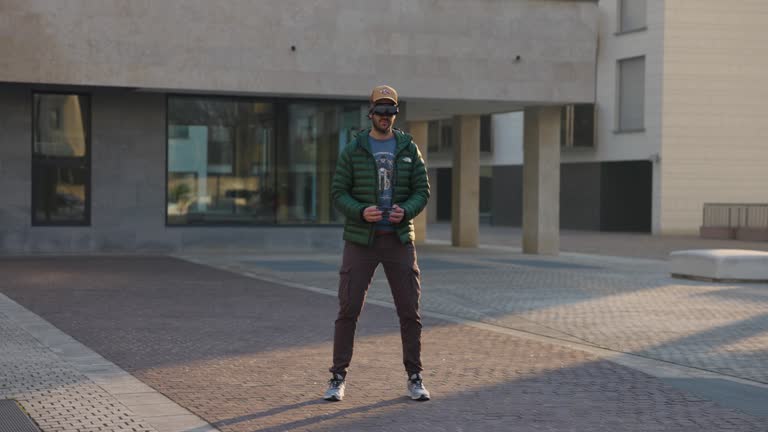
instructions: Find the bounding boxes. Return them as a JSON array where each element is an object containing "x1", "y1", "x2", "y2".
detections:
[{"x1": 331, "y1": 146, "x2": 367, "y2": 221}]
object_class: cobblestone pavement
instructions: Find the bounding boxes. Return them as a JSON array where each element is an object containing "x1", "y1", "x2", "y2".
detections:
[
  {"x1": 427, "y1": 223, "x2": 768, "y2": 260},
  {"x1": 187, "y1": 244, "x2": 768, "y2": 385},
  {"x1": 1, "y1": 256, "x2": 766, "y2": 431},
  {"x1": 0, "y1": 296, "x2": 158, "y2": 432}
]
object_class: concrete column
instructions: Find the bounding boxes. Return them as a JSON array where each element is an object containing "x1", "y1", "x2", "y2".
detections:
[
  {"x1": 451, "y1": 115, "x2": 481, "y2": 247},
  {"x1": 522, "y1": 107, "x2": 561, "y2": 255},
  {"x1": 408, "y1": 121, "x2": 429, "y2": 245}
]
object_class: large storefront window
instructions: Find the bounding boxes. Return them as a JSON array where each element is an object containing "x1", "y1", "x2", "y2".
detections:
[
  {"x1": 167, "y1": 96, "x2": 367, "y2": 225},
  {"x1": 276, "y1": 103, "x2": 367, "y2": 224},
  {"x1": 32, "y1": 93, "x2": 90, "y2": 225},
  {"x1": 167, "y1": 98, "x2": 276, "y2": 224}
]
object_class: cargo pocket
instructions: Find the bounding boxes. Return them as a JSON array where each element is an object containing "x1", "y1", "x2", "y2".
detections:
[
  {"x1": 406, "y1": 244, "x2": 421, "y2": 305},
  {"x1": 406, "y1": 264, "x2": 422, "y2": 310},
  {"x1": 337, "y1": 267, "x2": 353, "y2": 315}
]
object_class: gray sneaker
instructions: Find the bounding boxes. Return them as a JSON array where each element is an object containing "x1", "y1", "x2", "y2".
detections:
[
  {"x1": 323, "y1": 373, "x2": 346, "y2": 401},
  {"x1": 407, "y1": 373, "x2": 431, "y2": 401}
]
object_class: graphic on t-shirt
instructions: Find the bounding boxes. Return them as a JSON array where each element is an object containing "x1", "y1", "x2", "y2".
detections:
[
  {"x1": 376, "y1": 153, "x2": 394, "y2": 196},
  {"x1": 370, "y1": 136, "x2": 396, "y2": 229}
]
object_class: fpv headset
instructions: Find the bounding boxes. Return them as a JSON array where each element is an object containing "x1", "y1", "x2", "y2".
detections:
[{"x1": 368, "y1": 104, "x2": 400, "y2": 118}]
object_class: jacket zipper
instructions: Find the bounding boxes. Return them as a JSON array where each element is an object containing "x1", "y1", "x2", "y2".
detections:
[
  {"x1": 391, "y1": 138, "x2": 414, "y2": 241},
  {"x1": 362, "y1": 140, "x2": 377, "y2": 247}
]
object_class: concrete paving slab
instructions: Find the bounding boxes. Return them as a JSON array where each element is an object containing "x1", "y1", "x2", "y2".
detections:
[
  {"x1": 0, "y1": 297, "x2": 160, "y2": 432},
  {"x1": 0, "y1": 291, "x2": 216, "y2": 432},
  {"x1": 115, "y1": 392, "x2": 183, "y2": 407},
  {"x1": 130, "y1": 402, "x2": 199, "y2": 418},
  {"x1": 143, "y1": 415, "x2": 216, "y2": 432}
]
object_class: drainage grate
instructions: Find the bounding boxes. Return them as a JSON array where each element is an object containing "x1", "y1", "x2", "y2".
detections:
[{"x1": 0, "y1": 400, "x2": 41, "y2": 432}]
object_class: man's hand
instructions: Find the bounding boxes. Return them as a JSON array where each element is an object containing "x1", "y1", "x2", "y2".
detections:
[
  {"x1": 362, "y1": 206, "x2": 383, "y2": 223},
  {"x1": 388, "y1": 204, "x2": 405, "y2": 224}
]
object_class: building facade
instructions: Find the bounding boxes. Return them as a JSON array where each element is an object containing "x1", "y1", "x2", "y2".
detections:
[
  {"x1": 0, "y1": 0, "x2": 598, "y2": 253},
  {"x1": 430, "y1": 0, "x2": 768, "y2": 235}
]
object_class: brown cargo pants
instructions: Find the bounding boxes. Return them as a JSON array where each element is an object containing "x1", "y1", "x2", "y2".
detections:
[{"x1": 330, "y1": 233, "x2": 423, "y2": 377}]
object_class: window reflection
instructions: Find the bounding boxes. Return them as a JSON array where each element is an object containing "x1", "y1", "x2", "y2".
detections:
[
  {"x1": 167, "y1": 98, "x2": 275, "y2": 224},
  {"x1": 167, "y1": 96, "x2": 367, "y2": 225},
  {"x1": 33, "y1": 94, "x2": 87, "y2": 157},
  {"x1": 276, "y1": 103, "x2": 366, "y2": 224},
  {"x1": 33, "y1": 166, "x2": 87, "y2": 222},
  {"x1": 32, "y1": 93, "x2": 90, "y2": 225}
]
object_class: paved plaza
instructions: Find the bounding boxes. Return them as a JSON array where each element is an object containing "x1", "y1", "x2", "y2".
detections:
[
  {"x1": 1, "y1": 230, "x2": 768, "y2": 431},
  {"x1": 427, "y1": 223, "x2": 768, "y2": 260}
]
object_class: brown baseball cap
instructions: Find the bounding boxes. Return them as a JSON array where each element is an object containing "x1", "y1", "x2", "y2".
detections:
[{"x1": 370, "y1": 85, "x2": 398, "y2": 105}]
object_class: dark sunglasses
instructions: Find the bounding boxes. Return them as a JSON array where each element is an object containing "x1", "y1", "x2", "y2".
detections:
[{"x1": 371, "y1": 105, "x2": 399, "y2": 116}]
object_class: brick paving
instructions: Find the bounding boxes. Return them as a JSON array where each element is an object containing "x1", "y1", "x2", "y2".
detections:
[
  {"x1": 200, "y1": 245, "x2": 768, "y2": 386},
  {"x1": 0, "y1": 297, "x2": 157, "y2": 432},
  {"x1": 1, "y1": 256, "x2": 766, "y2": 431},
  {"x1": 427, "y1": 223, "x2": 768, "y2": 260}
]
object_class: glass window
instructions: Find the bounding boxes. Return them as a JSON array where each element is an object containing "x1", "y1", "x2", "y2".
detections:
[
  {"x1": 618, "y1": 56, "x2": 645, "y2": 131},
  {"x1": 167, "y1": 96, "x2": 367, "y2": 225},
  {"x1": 167, "y1": 97, "x2": 276, "y2": 225},
  {"x1": 427, "y1": 120, "x2": 440, "y2": 153},
  {"x1": 440, "y1": 122, "x2": 453, "y2": 152},
  {"x1": 619, "y1": 0, "x2": 647, "y2": 33},
  {"x1": 32, "y1": 93, "x2": 90, "y2": 225},
  {"x1": 425, "y1": 119, "x2": 455, "y2": 154},
  {"x1": 480, "y1": 115, "x2": 492, "y2": 153},
  {"x1": 276, "y1": 102, "x2": 367, "y2": 224},
  {"x1": 572, "y1": 104, "x2": 595, "y2": 147},
  {"x1": 479, "y1": 166, "x2": 493, "y2": 217},
  {"x1": 560, "y1": 104, "x2": 595, "y2": 148}
]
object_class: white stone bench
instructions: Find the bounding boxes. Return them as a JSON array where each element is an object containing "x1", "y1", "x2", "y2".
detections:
[{"x1": 670, "y1": 249, "x2": 768, "y2": 282}]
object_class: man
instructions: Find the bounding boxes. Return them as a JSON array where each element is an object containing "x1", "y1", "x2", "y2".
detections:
[{"x1": 324, "y1": 85, "x2": 431, "y2": 402}]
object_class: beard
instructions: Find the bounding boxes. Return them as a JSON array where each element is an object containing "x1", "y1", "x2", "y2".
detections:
[{"x1": 372, "y1": 117, "x2": 393, "y2": 135}]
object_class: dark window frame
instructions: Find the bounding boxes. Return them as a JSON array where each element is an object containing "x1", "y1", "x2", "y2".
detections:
[
  {"x1": 560, "y1": 104, "x2": 596, "y2": 149},
  {"x1": 31, "y1": 91, "x2": 92, "y2": 227},
  {"x1": 616, "y1": 55, "x2": 646, "y2": 133},
  {"x1": 480, "y1": 114, "x2": 493, "y2": 153},
  {"x1": 617, "y1": 0, "x2": 648, "y2": 35},
  {"x1": 427, "y1": 120, "x2": 441, "y2": 153}
]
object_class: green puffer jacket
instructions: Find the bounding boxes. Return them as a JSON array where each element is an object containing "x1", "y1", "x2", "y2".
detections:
[{"x1": 332, "y1": 128, "x2": 430, "y2": 246}]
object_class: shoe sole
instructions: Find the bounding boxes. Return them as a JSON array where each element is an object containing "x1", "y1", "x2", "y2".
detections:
[
  {"x1": 411, "y1": 394, "x2": 430, "y2": 401},
  {"x1": 324, "y1": 395, "x2": 343, "y2": 402}
]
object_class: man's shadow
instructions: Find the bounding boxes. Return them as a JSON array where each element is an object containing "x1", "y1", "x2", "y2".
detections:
[{"x1": 212, "y1": 396, "x2": 411, "y2": 432}]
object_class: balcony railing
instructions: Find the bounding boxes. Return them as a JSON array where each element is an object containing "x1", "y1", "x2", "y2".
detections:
[{"x1": 701, "y1": 203, "x2": 768, "y2": 241}]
